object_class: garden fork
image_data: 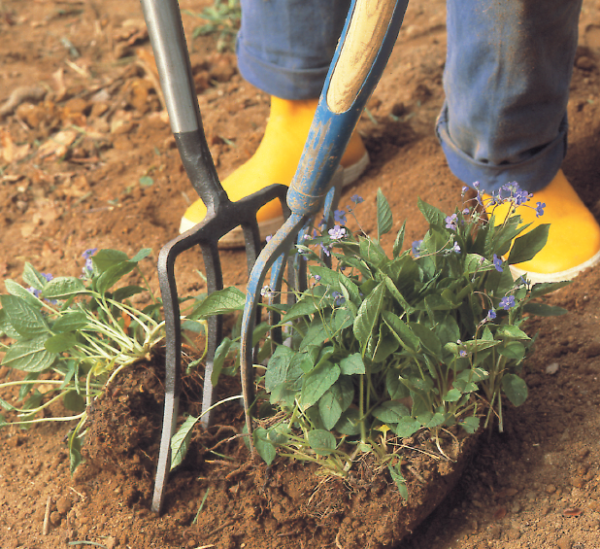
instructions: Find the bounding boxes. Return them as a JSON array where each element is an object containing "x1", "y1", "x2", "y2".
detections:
[
  {"x1": 140, "y1": 0, "x2": 289, "y2": 513},
  {"x1": 237, "y1": 0, "x2": 410, "y2": 444}
]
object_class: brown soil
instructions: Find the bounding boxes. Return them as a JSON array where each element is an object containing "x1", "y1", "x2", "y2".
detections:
[{"x1": 1, "y1": 1, "x2": 600, "y2": 548}]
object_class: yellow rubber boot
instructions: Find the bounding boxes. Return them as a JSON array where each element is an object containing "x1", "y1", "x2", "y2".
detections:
[
  {"x1": 179, "y1": 96, "x2": 369, "y2": 247},
  {"x1": 484, "y1": 170, "x2": 600, "y2": 283}
]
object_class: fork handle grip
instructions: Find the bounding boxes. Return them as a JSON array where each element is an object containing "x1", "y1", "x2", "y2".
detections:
[{"x1": 287, "y1": 0, "x2": 408, "y2": 215}]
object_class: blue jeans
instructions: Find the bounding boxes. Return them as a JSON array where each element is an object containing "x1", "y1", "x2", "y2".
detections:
[{"x1": 236, "y1": 0, "x2": 582, "y2": 194}]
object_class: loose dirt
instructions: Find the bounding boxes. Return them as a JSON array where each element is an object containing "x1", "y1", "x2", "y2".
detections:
[{"x1": 1, "y1": 0, "x2": 600, "y2": 548}]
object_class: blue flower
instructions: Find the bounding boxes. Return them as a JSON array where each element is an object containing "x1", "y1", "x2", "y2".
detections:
[
  {"x1": 260, "y1": 285, "x2": 273, "y2": 298},
  {"x1": 82, "y1": 248, "x2": 98, "y2": 275},
  {"x1": 498, "y1": 182, "x2": 531, "y2": 206},
  {"x1": 486, "y1": 309, "x2": 497, "y2": 321},
  {"x1": 445, "y1": 213, "x2": 458, "y2": 231},
  {"x1": 314, "y1": 274, "x2": 321, "y2": 281},
  {"x1": 320, "y1": 243, "x2": 331, "y2": 257},
  {"x1": 461, "y1": 186, "x2": 468, "y2": 196},
  {"x1": 350, "y1": 194, "x2": 364, "y2": 204},
  {"x1": 492, "y1": 254, "x2": 504, "y2": 273},
  {"x1": 331, "y1": 291, "x2": 345, "y2": 306},
  {"x1": 266, "y1": 234, "x2": 273, "y2": 242},
  {"x1": 462, "y1": 207, "x2": 470, "y2": 215},
  {"x1": 334, "y1": 209, "x2": 347, "y2": 225},
  {"x1": 499, "y1": 296, "x2": 515, "y2": 310},
  {"x1": 411, "y1": 240, "x2": 423, "y2": 258},
  {"x1": 460, "y1": 350, "x2": 468, "y2": 357},
  {"x1": 452, "y1": 242, "x2": 461, "y2": 254},
  {"x1": 328, "y1": 225, "x2": 346, "y2": 240},
  {"x1": 535, "y1": 201, "x2": 546, "y2": 218}
]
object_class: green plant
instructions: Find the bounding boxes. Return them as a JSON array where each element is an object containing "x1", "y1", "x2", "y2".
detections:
[
  {"x1": 187, "y1": 185, "x2": 568, "y2": 491},
  {"x1": 0, "y1": 248, "x2": 196, "y2": 471},
  {"x1": 184, "y1": 0, "x2": 241, "y2": 53}
]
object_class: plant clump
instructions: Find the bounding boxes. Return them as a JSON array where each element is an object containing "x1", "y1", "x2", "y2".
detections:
[{"x1": 187, "y1": 185, "x2": 567, "y2": 495}]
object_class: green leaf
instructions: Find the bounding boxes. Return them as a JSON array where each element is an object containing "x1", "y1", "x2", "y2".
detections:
[
  {"x1": 253, "y1": 427, "x2": 276, "y2": 465},
  {"x1": 309, "y1": 265, "x2": 343, "y2": 290},
  {"x1": 190, "y1": 287, "x2": 246, "y2": 318},
  {"x1": 496, "y1": 325, "x2": 530, "y2": 340},
  {"x1": 502, "y1": 374, "x2": 528, "y2": 406},
  {"x1": 139, "y1": 176, "x2": 154, "y2": 187},
  {"x1": 417, "y1": 198, "x2": 446, "y2": 227},
  {"x1": 372, "y1": 401, "x2": 410, "y2": 424},
  {"x1": 0, "y1": 309, "x2": 20, "y2": 339},
  {"x1": 529, "y1": 280, "x2": 571, "y2": 298},
  {"x1": 0, "y1": 397, "x2": 16, "y2": 411},
  {"x1": 170, "y1": 415, "x2": 200, "y2": 470},
  {"x1": 335, "y1": 408, "x2": 362, "y2": 435},
  {"x1": 45, "y1": 333, "x2": 78, "y2": 353},
  {"x1": 388, "y1": 463, "x2": 408, "y2": 500},
  {"x1": 339, "y1": 353, "x2": 365, "y2": 375},
  {"x1": 459, "y1": 416, "x2": 480, "y2": 434},
  {"x1": 113, "y1": 285, "x2": 146, "y2": 302},
  {"x1": 392, "y1": 222, "x2": 406, "y2": 258},
  {"x1": 507, "y1": 224, "x2": 550, "y2": 265},
  {"x1": 68, "y1": 429, "x2": 83, "y2": 475},
  {"x1": 130, "y1": 248, "x2": 152, "y2": 263},
  {"x1": 281, "y1": 297, "x2": 321, "y2": 323},
  {"x1": 443, "y1": 388, "x2": 462, "y2": 402},
  {"x1": 409, "y1": 322, "x2": 442, "y2": 355},
  {"x1": 0, "y1": 295, "x2": 50, "y2": 337},
  {"x1": 265, "y1": 345, "x2": 295, "y2": 393},
  {"x1": 63, "y1": 390, "x2": 85, "y2": 412},
  {"x1": 52, "y1": 311, "x2": 88, "y2": 333},
  {"x1": 300, "y1": 362, "x2": 340, "y2": 409},
  {"x1": 4, "y1": 279, "x2": 46, "y2": 309},
  {"x1": 41, "y1": 277, "x2": 86, "y2": 299},
  {"x1": 92, "y1": 249, "x2": 129, "y2": 273},
  {"x1": 382, "y1": 311, "x2": 419, "y2": 352},
  {"x1": 319, "y1": 389, "x2": 343, "y2": 430},
  {"x1": 394, "y1": 417, "x2": 421, "y2": 438},
  {"x1": 3, "y1": 336, "x2": 57, "y2": 372},
  {"x1": 96, "y1": 261, "x2": 136, "y2": 295},
  {"x1": 385, "y1": 369, "x2": 410, "y2": 400},
  {"x1": 523, "y1": 303, "x2": 568, "y2": 317},
  {"x1": 377, "y1": 189, "x2": 393, "y2": 238},
  {"x1": 22, "y1": 262, "x2": 50, "y2": 291},
  {"x1": 211, "y1": 337, "x2": 232, "y2": 386},
  {"x1": 353, "y1": 282, "x2": 385, "y2": 351},
  {"x1": 307, "y1": 429, "x2": 336, "y2": 456},
  {"x1": 498, "y1": 341, "x2": 526, "y2": 361}
]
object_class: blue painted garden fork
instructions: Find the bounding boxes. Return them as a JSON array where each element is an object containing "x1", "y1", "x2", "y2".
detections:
[{"x1": 238, "y1": 0, "x2": 409, "y2": 449}]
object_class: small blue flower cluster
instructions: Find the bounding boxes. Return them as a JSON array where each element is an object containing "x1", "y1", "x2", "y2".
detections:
[{"x1": 82, "y1": 248, "x2": 98, "y2": 276}]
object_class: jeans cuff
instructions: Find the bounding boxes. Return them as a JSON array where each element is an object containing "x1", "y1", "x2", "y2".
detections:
[
  {"x1": 436, "y1": 103, "x2": 568, "y2": 194},
  {"x1": 237, "y1": 41, "x2": 326, "y2": 100}
]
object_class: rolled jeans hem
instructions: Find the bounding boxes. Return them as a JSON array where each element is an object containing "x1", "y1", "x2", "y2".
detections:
[{"x1": 436, "y1": 104, "x2": 568, "y2": 195}]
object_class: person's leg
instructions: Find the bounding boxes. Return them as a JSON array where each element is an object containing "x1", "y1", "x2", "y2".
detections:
[
  {"x1": 438, "y1": 0, "x2": 600, "y2": 281},
  {"x1": 180, "y1": 0, "x2": 368, "y2": 243}
]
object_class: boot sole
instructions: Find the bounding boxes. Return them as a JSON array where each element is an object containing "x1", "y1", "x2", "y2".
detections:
[
  {"x1": 179, "y1": 151, "x2": 370, "y2": 248},
  {"x1": 510, "y1": 248, "x2": 600, "y2": 283}
]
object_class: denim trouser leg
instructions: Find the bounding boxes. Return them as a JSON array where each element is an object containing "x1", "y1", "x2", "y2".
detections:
[
  {"x1": 237, "y1": 0, "x2": 581, "y2": 194},
  {"x1": 437, "y1": 0, "x2": 583, "y2": 194},
  {"x1": 236, "y1": 0, "x2": 351, "y2": 100}
]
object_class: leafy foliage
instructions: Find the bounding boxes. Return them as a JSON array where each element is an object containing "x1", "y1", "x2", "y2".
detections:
[
  {"x1": 0, "y1": 248, "x2": 178, "y2": 471},
  {"x1": 246, "y1": 187, "x2": 565, "y2": 496}
]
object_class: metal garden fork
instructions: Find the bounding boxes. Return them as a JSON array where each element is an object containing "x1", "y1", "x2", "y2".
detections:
[{"x1": 140, "y1": 0, "x2": 289, "y2": 514}]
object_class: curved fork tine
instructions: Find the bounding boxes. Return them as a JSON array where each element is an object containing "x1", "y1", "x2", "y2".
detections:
[{"x1": 239, "y1": 214, "x2": 309, "y2": 444}]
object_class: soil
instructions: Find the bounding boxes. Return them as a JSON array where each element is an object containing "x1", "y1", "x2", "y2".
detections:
[{"x1": 1, "y1": 0, "x2": 600, "y2": 548}]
